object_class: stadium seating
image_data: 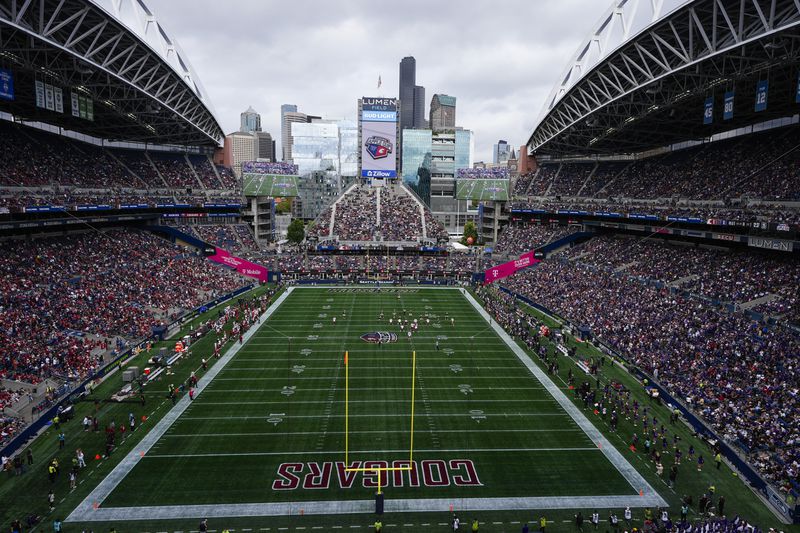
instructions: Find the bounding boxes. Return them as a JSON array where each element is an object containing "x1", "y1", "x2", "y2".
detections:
[
  {"x1": 516, "y1": 125, "x2": 800, "y2": 203},
  {"x1": 0, "y1": 229, "x2": 250, "y2": 387},
  {"x1": 310, "y1": 182, "x2": 446, "y2": 244},
  {"x1": 498, "y1": 235, "x2": 800, "y2": 487}
]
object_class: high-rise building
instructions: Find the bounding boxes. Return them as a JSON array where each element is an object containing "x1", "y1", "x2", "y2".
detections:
[
  {"x1": 399, "y1": 57, "x2": 416, "y2": 134},
  {"x1": 429, "y1": 94, "x2": 456, "y2": 130},
  {"x1": 282, "y1": 111, "x2": 320, "y2": 163},
  {"x1": 224, "y1": 131, "x2": 258, "y2": 176},
  {"x1": 493, "y1": 140, "x2": 512, "y2": 164},
  {"x1": 255, "y1": 131, "x2": 275, "y2": 161},
  {"x1": 401, "y1": 129, "x2": 433, "y2": 204},
  {"x1": 413, "y1": 85, "x2": 426, "y2": 128},
  {"x1": 240, "y1": 106, "x2": 261, "y2": 132},
  {"x1": 290, "y1": 118, "x2": 359, "y2": 219},
  {"x1": 280, "y1": 104, "x2": 298, "y2": 160}
]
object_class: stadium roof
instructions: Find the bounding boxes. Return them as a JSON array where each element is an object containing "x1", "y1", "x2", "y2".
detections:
[
  {"x1": 528, "y1": 0, "x2": 800, "y2": 156},
  {"x1": 0, "y1": 0, "x2": 223, "y2": 146}
]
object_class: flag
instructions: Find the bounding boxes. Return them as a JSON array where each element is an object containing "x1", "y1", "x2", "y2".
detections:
[
  {"x1": 377, "y1": 75, "x2": 382, "y2": 89},
  {"x1": 344, "y1": 351, "x2": 348, "y2": 365}
]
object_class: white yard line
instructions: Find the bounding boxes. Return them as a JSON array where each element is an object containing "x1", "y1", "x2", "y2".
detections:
[{"x1": 144, "y1": 447, "x2": 601, "y2": 459}]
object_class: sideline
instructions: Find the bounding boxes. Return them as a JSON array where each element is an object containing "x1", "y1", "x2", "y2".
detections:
[{"x1": 65, "y1": 287, "x2": 295, "y2": 522}]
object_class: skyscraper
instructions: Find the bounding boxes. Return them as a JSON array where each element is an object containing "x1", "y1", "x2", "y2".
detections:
[
  {"x1": 413, "y1": 85, "x2": 426, "y2": 128},
  {"x1": 493, "y1": 140, "x2": 512, "y2": 164},
  {"x1": 429, "y1": 94, "x2": 456, "y2": 130},
  {"x1": 255, "y1": 131, "x2": 275, "y2": 161},
  {"x1": 280, "y1": 104, "x2": 298, "y2": 161},
  {"x1": 282, "y1": 110, "x2": 319, "y2": 163},
  {"x1": 240, "y1": 106, "x2": 261, "y2": 132},
  {"x1": 398, "y1": 57, "x2": 416, "y2": 133}
]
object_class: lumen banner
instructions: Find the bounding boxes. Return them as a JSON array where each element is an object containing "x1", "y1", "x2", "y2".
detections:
[
  {"x1": 361, "y1": 97, "x2": 397, "y2": 178},
  {"x1": 208, "y1": 247, "x2": 269, "y2": 282},
  {"x1": 484, "y1": 251, "x2": 540, "y2": 285}
]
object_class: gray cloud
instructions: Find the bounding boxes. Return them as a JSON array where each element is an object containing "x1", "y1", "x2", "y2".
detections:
[{"x1": 150, "y1": 0, "x2": 611, "y2": 161}]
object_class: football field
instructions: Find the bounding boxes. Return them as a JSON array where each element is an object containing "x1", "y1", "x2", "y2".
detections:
[
  {"x1": 455, "y1": 179, "x2": 510, "y2": 201},
  {"x1": 242, "y1": 173, "x2": 299, "y2": 197},
  {"x1": 67, "y1": 287, "x2": 664, "y2": 522}
]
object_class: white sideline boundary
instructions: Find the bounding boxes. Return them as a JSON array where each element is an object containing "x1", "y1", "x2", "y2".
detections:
[
  {"x1": 66, "y1": 286, "x2": 665, "y2": 523},
  {"x1": 65, "y1": 287, "x2": 295, "y2": 523}
]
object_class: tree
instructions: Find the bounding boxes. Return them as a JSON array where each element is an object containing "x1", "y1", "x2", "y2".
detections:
[
  {"x1": 461, "y1": 220, "x2": 478, "y2": 246},
  {"x1": 275, "y1": 197, "x2": 292, "y2": 214},
  {"x1": 287, "y1": 219, "x2": 305, "y2": 244}
]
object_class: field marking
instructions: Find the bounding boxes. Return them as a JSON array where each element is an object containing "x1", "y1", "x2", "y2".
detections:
[
  {"x1": 161, "y1": 428, "x2": 585, "y2": 438},
  {"x1": 192, "y1": 399, "x2": 556, "y2": 405},
  {"x1": 65, "y1": 288, "x2": 295, "y2": 523},
  {"x1": 460, "y1": 289, "x2": 666, "y2": 507},
  {"x1": 144, "y1": 447, "x2": 601, "y2": 459},
  {"x1": 68, "y1": 286, "x2": 666, "y2": 523},
  {"x1": 221, "y1": 365, "x2": 524, "y2": 371},
  {"x1": 201, "y1": 386, "x2": 547, "y2": 392},
  {"x1": 70, "y1": 494, "x2": 666, "y2": 522},
  {"x1": 177, "y1": 413, "x2": 566, "y2": 420},
  {"x1": 208, "y1": 376, "x2": 544, "y2": 381}
]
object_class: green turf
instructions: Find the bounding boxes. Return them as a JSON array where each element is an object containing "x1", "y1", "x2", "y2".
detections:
[
  {"x1": 242, "y1": 173, "x2": 299, "y2": 197},
  {"x1": 101, "y1": 288, "x2": 636, "y2": 507},
  {"x1": 4, "y1": 285, "x2": 797, "y2": 532},
  {"x1": 456, "y1": 179, "x2": 510, "y2": 201}
]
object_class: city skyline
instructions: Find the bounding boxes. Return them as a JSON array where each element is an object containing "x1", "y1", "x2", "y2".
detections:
[{"x1": 152, "y1": 1, "x2": 610, "y2": 162}]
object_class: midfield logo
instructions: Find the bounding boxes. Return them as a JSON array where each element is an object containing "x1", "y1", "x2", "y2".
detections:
[
  {"x1": 365, "y1": 136, "x2": 393, "y2": 160},
  {"x1": 360, "y1": 331, "x2": 398, "y2": 344}
]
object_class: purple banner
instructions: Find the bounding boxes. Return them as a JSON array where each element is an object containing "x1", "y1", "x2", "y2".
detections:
[{"x1": 208, "y1": 247, "x2": 268, "y2": 283}]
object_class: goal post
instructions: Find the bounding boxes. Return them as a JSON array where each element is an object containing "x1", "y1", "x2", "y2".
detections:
[{"x1": 344, "y1": 350, "x2": 417, "y2": 495}]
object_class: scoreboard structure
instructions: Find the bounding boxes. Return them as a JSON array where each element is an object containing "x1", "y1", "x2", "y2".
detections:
[{"x1": 358, "y1": 97, "x2": 400, "y2": 183}]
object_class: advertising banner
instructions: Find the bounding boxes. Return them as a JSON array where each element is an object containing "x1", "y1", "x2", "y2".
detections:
[
  {"x1": 361, "y1": 97, "x2": 397, "y2": 178},
  {"x1": 703, "y1": 96, "x2": 713, "y2": 124},
  {"x1": 0, "y1": 69, "x2": 14, "y2": 101},
  {"x1": 723, "y1": 91, "x2": 734, "y2": 120},
  {"x1": 755, "y1": 80, "x2": 768, "y2": 112},
  {"x1": 484, "y1": 251, "x2": 540, "y2": 285},
  {"x1": 208, "y1": 247, "x2": 269, "y2": 282}
]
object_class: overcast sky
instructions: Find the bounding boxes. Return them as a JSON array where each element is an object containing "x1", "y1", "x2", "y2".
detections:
[{"x1": 151, "y1": 0, "x2": 611, "y2": 162}]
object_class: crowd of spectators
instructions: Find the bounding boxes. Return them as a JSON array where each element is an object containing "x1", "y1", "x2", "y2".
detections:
[
  {"x1": 424, "y1": 209, "x2": 449, "y2": 242},
  {"x1": 457, "y1": 167, "x2": 510, "y2": 179},
  {"x1": 241, "y1": 162, "x2": 298, "y2": 175},
  {"x1": 560, "y1": 234, "x2": 800, "y2": 321},
  {"x1": 149, "y1": 153, "x2": 199, "y2": 188},
  {"x1": 499, "y1": 243, "x2": 800, "y2": 489},
  {"x1": 516, "y1": 126, "x2": 800, "y2": 203},
  {"x1": 510, "y1": 198, "x2": 800, "y2": 226},
  {"x1": 188, "y1": 155, "x2": 223, "y2": 189},
  {"x1": 549, "y1": 162, "x2": 594, "y2": 196},
  {"x1": 380, "y1": 185, "x2": 423, "y2": 242},
  {"x1": 216, "y1": 166, "x2": 239, "y2": 190},
  {"x1": 493, "y1": 223, "x2": 578, "y2": 257},
  {"x1": 332, "y1": 186, "x2": 377, "y2": 241},
  {"x1": 0, "y1": 229, "x2": 249, "y2": 386}
]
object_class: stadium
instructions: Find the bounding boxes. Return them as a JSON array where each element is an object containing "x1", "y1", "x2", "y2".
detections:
[{"x1": 0, "y1": 0, "x2": 798, "y2": 532}]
